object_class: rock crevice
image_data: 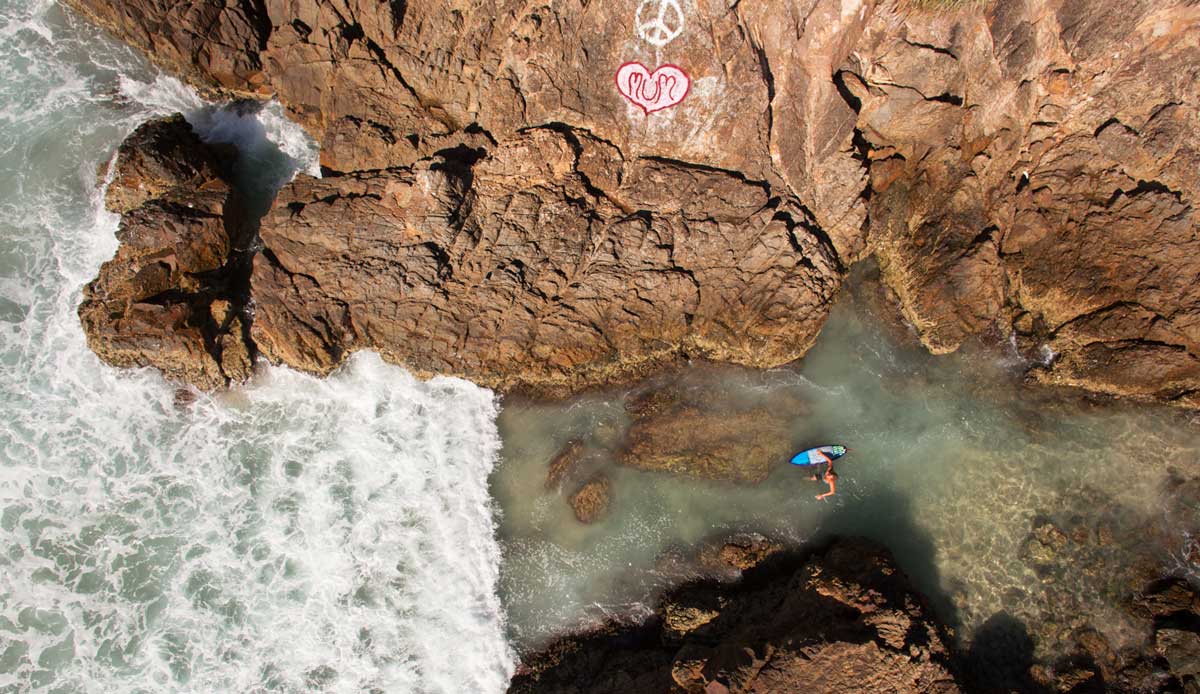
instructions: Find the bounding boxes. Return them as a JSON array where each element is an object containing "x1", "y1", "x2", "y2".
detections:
[{"x1": 69, "y1": 0, "x2": 1200, "y2": 405}]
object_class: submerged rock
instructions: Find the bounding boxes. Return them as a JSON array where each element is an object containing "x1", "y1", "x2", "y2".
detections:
[
  {"x1": 568, "y1": 475, "x2": 612, "y2": 524},
  {"x1": 545, "y1": 439, "x2": 585, "y2": 490},
  {"x1": 79, "y1": 115, "x2": 255, "y2": 389},
  {"x1": 509, "y1": 538, "x2": 962, "y2": 693},
  {"x1": 619, "y1": 404, "x2": 793, "y2": 484},
  {"x1": 1019, "y1": 518, "x2": 1070, "y2": 569}
]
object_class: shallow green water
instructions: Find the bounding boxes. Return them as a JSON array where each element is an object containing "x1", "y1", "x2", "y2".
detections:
[{"x1": 492, "y1": 268, "x2": 1200, "y2": 659}]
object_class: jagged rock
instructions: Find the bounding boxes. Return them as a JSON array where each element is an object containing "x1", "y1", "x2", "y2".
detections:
[
  {"x1": 1134, "y1": 579, "x2": 1200, "y2": 620},
  {"x1": 103, "y1": 113, "x2": 234, "y2": 214},
  {"x1": 79, "y1": 115, "x2": 255, "y2": 389},
  {"x1": 60, "y1": 0, "x2": 271, "y2": 96},
  {"x1": 66, "y1": 0, "x2": 1200, "y2": 405},
  {"x1": 714, "y1": 536, "x2": 781, "y2": 571},
  {"x1": 696, "y1": 533, "x2": 783, "y2": 573},
  {"x1": 847, "y1": 0, "x2": 1200, "y2": 405},
  {"x1": 568, "y1": 475, "x2": 612, "y2": 524},
  {"x1": 663, "y1": 604, "x2": 721, "y2": 637},
  {"x1": 510, "y1": 538, "x2": 962, "y2": 694},
  {"x1": 250, "y1": 129, "x2": 840, "y2": 394},
  {"x1": 1157, "y1": 629, "x2": 1200, "y2": 679}
]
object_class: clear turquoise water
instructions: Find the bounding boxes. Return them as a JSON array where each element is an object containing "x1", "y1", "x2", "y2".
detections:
[
  {"x1": 493, "y1": 272, "x2": 1200, "y2": 659},
  {"x1": 2, "y1": 0, "x2": 1198, "y2": 690}
]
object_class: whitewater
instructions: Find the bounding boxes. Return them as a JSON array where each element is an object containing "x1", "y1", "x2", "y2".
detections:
[{"x1": 0, "y1": 1, "x2": 514, "y2": 691}]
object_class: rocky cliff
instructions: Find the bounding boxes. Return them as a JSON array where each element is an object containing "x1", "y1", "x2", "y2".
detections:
[
  {"x1": 509, "y1": 534, "x2": 1200, "y2": 693},
  {"x1": 508, "y1": 538, "x2": 963, "y2": 694},
  {"x1": 79, "y1": 115, "x2": 255, "y2": 388},
  {"x1": 68, "y1": 0, "x2": 1200, "y2": 403}
]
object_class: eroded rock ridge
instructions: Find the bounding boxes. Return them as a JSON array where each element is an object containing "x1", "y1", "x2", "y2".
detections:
[{"x1": 69, "y1": 0, "x2": 1200, "y2": 403}]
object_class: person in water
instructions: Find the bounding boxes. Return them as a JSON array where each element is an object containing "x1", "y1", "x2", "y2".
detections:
[{"x1": 809, "y1": 449, "x2": 838, "y2": 500}]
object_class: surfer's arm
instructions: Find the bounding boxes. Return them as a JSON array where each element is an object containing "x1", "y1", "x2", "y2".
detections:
[{"x1": 816, "y1": 477, "x2": 836, "y2": 500}]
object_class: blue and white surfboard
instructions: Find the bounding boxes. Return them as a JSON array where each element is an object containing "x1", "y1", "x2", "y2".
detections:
[{"x1": 789, "y1": 445, "x2": 847, "y2": 466}]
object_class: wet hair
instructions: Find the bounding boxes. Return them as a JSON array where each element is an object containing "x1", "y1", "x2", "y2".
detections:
[{"x1": 825, "y1": 469, "x2": 838, "y2": 478}]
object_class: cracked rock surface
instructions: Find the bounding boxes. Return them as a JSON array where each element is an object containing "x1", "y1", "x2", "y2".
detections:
[
  {"x1": 508, "y1": 538, "x2": 962, "y2": 694},
  {"x1": 69, "y1": 0, "x2": 1200, "y2": 403},
  {"x1": 79, "y1": 115, "x2": 255, "y2": 389}
]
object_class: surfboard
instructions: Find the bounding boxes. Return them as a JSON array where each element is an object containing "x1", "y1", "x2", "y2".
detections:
[{"x1": 789, "y1": 445, "x2": 847, "y2": 466}]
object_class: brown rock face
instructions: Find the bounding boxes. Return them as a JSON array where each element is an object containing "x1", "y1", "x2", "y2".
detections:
[
  {"x1": 60, "y1": 0, "x2": 271, "y2": 96},
  {"x1": 102, "y1": 113, "x2": 234, "y2": 214},
  {"x1": 845, "y1": 0, "x2": 1200, "y2": 404},
  {"x1": 67, "y1": 0, "x2": 1200, "y2": 404},
  {"x1": 251, "y1": 128, "x2": 839, "y2": 394},
  {"x1": 510, "y1": 538, "x2": 962, "y2": 693},
  {"x1": 79, "y1": 115, "x2": 255, "y2": 389}
]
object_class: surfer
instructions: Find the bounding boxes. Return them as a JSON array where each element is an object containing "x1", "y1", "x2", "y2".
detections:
[{"x1": 808, "y1": 449, "x2": 838, "y2": 500}]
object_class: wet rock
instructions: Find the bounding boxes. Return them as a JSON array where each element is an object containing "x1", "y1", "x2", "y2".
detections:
[
  {"x1": 511, "y1": 537, "x2": 961, "y2": 693},
  {"x1": 78, "y1": 114, "x2": 255, "y2": 389},
  {"x1": 102, "y1": 113, "x2": 234, "y2": 214},
  {"x1": 663, "y1": 604, "x2": 721, "y2": 637},
  {"x1": 619, "y1": 382, "x2": 796, "y2": 485},
  {"x1": 545, "y1": 439, "x2": 584, "y2": 490},
  {"x1": 568, "y1": 475, "x2": 612, "y2": 524},
  {"x1": 1157, "y1": 629, "x2": 1200, "y2": 679},
  {"x1": 625, "y1": 387, "x2": 686, "y2": 420},
  {"x1": 696, "y1": 533, "x2": 783, "y2": 573},
  {"x1": 1134, "y1": 579, "x2": 1200, "y2": 620},
  {"x1": 619, "y1": 405, "x2": 792, "y2": 484},
  {"x1": 60, "y1": 0, "x2": 270, "y2": 96},
  {"x1": 1020, "y1": 518, "x2": 1069, "y2": 567}
]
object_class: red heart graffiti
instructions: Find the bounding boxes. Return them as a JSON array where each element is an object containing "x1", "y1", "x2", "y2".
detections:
[{"x1": 615, "y1": 62, "x2": 691, "y2": 114}]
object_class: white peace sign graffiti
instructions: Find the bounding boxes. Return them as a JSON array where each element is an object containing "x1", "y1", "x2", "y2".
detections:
[{"x1": 635, "y1": 0, "x2": 685, "y2": 48}]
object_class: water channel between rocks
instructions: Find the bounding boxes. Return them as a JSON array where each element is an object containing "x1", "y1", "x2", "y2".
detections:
[{"x1": 491, "y1": 268, "x2": 1200, "y2": 662}]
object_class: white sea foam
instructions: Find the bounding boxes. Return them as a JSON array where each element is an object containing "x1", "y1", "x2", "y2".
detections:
[{"x1": 0, "y1": 1, "x2": 512, "y2": 691}]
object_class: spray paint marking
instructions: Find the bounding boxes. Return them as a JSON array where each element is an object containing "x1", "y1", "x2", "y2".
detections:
[
  {"x1": 635, "y1": 0, "x2": 685, "y2": 47},
  {"x1": 615, "y1": 62, "x2": 691, "y2": 114}
]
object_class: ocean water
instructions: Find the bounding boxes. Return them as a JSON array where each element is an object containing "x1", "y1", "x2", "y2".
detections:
[
  {"x1": 494, "y1": 273, "x2": 1200, "y2": 659},
  {"x1": 0, "y1": 2, "x2": 512, "y2": 692},
  {"x1": 5, "y1": 0, "x2": 1200, "y2": 690}
]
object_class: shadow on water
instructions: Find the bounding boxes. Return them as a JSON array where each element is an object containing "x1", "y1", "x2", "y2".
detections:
[
  {"x1": 815, "y1": 485, "x2": 957, "y2": 627},
  {"x1": 962, "y1": 612, "x2": 1050, "y2": 693}
]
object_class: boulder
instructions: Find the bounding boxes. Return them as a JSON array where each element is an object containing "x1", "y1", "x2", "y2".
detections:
[
  {"x1": 249, "y1": 131, "x2": 840, "y2": 395},
  {"x1": 568, "y1": 475, "x2": 612, "y2": 524},
  {"x1": 79, "y1": 115, "x2": 255, "y2": 389}
]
